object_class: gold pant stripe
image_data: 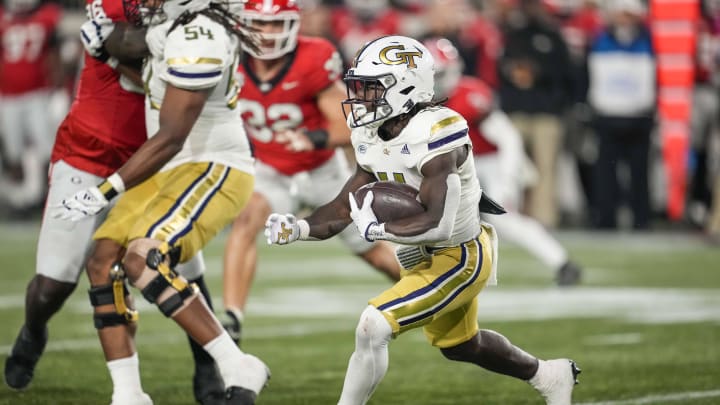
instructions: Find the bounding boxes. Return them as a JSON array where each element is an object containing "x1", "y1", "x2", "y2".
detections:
[
  {"x1": 146, "y1": 163, "x2": 230, "y2": 245},
  {"x1": 377, "y1": 239, "x2": 482, "y2": 328}
]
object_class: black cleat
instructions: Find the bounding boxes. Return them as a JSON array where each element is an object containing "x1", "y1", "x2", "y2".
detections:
[
  {"x1": 193, "y1": 363, "x2": 226, "y2": 405},
  {"x1": 555, "y1": 261, "x2": 582, "y2": 287},
  {"x1": 4, "y1": 325, "x2": 48, "y2": 390},
  {"x1": 570, "y1": 360, "x2": 581, "y2": 385},
  {"x1": 225, "y1": 386, "x2": 257, "y2": 405},
  {"x1": 221, "y1": 309, "x2": 243, "y2": 346}
]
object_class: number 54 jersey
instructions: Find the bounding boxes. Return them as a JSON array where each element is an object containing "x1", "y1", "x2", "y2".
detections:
[
  {"x1": 237, "y1": 36, "x2": 344, "y2": 175},
  {"x1": 143, "y1": 15, "x2": 254, "y2": 175}
]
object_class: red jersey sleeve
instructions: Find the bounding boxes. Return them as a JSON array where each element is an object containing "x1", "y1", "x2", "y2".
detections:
[{"x1": 300, "y1": 38, "x2": 343, "y2": 94}]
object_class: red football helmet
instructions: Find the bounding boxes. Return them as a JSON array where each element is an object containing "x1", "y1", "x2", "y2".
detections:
[
  {"x1": 241, "y1": 0, "x2": 301, "y2": 60},
  {"x1": 422, "y1": 37, "x2": 464, "y2": 99}
]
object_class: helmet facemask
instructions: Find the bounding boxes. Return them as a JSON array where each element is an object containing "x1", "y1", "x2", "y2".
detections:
[
  {"x1": 241, "y1": 11, "x2": 300, "y2": 59},
  {"x1": 342, "y1": 73, "x2": 400, "y2": 129}
]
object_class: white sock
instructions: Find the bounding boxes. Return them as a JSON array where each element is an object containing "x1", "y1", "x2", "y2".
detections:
[
  {"x1": 529, "y1": 359, "x2": 549, "y2": 388},
  {"x1": 204, "y1": 331, "x2": 267, "y2": 394},
  {"x1": 337, "y1": 306, "x2": 392, "y2": 405},
  {"x1": 107, "y1": 353, "x2": 145, "y2": 399}
]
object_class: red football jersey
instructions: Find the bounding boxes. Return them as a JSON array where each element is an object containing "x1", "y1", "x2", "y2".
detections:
[
  {"x1": 444, "y1": 76, "x2": 496, "y2": 156},
  {"x1": 50, "y1": 0, "x2": 146, "y2": 178},
  {"x1": 238, "y1": 36, "x2": 342, "y2": 175},
  {"x1": 0, "y1": 3, "x2": 61, "y2": 95}
]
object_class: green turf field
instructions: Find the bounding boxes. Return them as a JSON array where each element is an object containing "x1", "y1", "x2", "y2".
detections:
[{"x1": 1, "y1": 222, "x2": 719, "y2": 404}]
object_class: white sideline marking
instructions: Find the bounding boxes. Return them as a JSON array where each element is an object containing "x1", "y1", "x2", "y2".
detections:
[{"x1": 577, "y1": 389, "x2": 720, "y2": 404}]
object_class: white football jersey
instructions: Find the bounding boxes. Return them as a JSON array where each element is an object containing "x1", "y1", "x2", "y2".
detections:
[
  {"x1": 143, "y1": 15, "x2": 254, "y2": 174},
  {"x1": 350, "y1": 106, "x2": 482, "y2": 247}
]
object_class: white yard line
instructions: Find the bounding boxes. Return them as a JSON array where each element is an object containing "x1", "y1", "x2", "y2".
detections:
[{"x1": 577, "y1": 389, "x2": 720, "y2": 405}]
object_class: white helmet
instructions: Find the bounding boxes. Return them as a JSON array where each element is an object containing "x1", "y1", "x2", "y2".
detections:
[
  {"x1": 240, "y1": 0, "x2": 301, "y2": 60},
  {"x1": 342, "y1": 35, "x2": 435, "y2": 129}
]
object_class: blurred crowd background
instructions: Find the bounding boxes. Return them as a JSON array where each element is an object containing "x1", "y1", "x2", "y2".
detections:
[{"x1": 1, "y1": 0, "x2": 719, "y2": 237}]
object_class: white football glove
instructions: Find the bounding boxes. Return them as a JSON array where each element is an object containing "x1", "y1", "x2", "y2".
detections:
[
  {"x1": 79, "y1": 17, "x2": 115, "y2": 62},
  {"x1": 349, "y1": 191, "x2": 384, "y2": 241},
  {"x1": 52, "y1": 186, "x2": 110, "y2": 221},
  {"x1": 264, "y1": 213, "x2": 300, "y2": 245}
]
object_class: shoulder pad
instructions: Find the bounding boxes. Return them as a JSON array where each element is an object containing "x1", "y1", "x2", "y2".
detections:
[{"x1": 403, "y1": 106, "x2": 469, "y2": 170}]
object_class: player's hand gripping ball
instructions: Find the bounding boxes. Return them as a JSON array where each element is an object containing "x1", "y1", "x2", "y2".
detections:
[{"x1": 353, "y1": 181, "x2": 425, "y2": 223}]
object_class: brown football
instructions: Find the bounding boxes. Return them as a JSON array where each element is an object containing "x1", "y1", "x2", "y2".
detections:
[{"x1": 353, "y1": 181, "x2": 425, "y2": 223}]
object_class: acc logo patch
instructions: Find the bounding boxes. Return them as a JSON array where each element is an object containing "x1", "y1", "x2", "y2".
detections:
[
  {"x1": 358, "y1": 144, "x2": 368, "y2": 154},
  {"x1": 379, "y1": 45, "x2": 423, "y2": 69}
]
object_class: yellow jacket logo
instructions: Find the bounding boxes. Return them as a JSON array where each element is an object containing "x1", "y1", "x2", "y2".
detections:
[{"x1": 379, "y1": 45, "x2": 422, "y2": 69}]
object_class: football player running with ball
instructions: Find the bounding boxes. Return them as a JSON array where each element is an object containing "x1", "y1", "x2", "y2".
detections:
[
  {"x1": 220, "y1": 0, "x2": 401, "y2": 344},
  {"x1": 265, "y1": 35, "x2": 580, "y2": 405},
  {"x1": 51, "y1": 0, "x2": 269, "y2": 403}
]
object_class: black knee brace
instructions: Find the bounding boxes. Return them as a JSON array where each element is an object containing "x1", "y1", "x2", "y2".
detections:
[
  {"x1": 88, "y1": 263, "x2": 139, "y2": 329},
  {"x1": 140, "y1": 244, "x2": 198, "y2": 317}
]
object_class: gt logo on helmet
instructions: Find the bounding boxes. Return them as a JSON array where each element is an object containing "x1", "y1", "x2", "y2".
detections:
[{"x1": 379, "y1": 45, "x2": 423, "y2": 69}]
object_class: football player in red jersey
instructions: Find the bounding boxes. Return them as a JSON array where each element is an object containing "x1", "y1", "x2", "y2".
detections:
[
  {"x1": 0, "y1": 0, "x2": 63, "y2": 210},
  {"x1": 221, "y1": 0, "x2": 401, "y2": 343},
  {"x1": 3, "y1": 0, "x2": 225, "y2": 402},
  {"x1": 424, "y1": 37, "x2": 582, "y2": 286}
]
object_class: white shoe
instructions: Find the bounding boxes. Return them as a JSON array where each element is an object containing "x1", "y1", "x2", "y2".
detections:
[
  {"x1": 531, "y1": 359, "x2": 581, "y2": 405},
  {"x1": 110, "y1": 391, "x2": 153, "y2": 405},
  {"x1": 237, "y1": 354, "x2": 271, "y2": 394}
]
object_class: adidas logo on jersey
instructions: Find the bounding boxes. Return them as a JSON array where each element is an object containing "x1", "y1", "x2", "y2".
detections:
[{"x1": 401, "y1": 144, "x2": 410, "y2": 154}]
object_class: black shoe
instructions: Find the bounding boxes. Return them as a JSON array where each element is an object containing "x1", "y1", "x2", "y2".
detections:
[
  {"x1": 225, "y1": 386, "x2": 257, "y2": 405},
  {"x1": 193, "y1": 363, "x2": 226, "y2": 405},
  {"x1": 570, "y1": 359, "x2": 582, "y2": 384},
  {"x1": 4, "y1": 325, "x2": 48, "y2": 390},
  {"x1": 221, "y1": 309, "x2": 243, "y2": 346},
  {"x1": 556, "y1": 261, "x2": 582, "y2": 287}
]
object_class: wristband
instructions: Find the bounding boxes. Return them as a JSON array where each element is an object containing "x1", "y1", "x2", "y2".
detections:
[
  {"x1": 304, "y1": 129, "x2": 329, "y2": 149},
  {"x1": 97, "y1": 173, "x2": 125, "y2": 200},
  {"x1": 107, "y1": 173, "x2": 126, "y2": 193},
  {"x1": 364, "y1": 222, "x2": 386, "y2": 242},
  {"x1": 297, "y1": 219, "x2": 310, "y2": 240}
]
